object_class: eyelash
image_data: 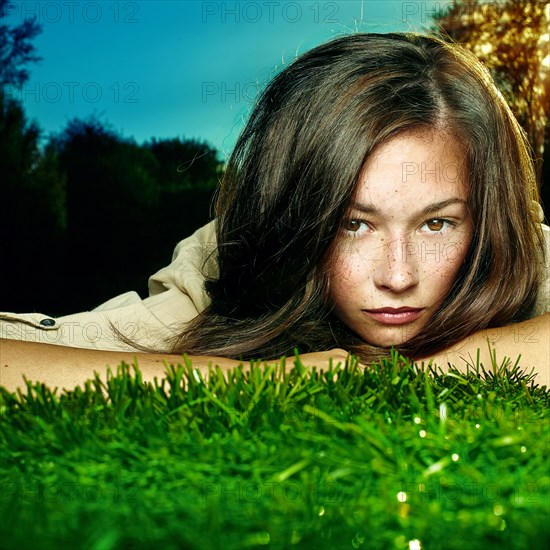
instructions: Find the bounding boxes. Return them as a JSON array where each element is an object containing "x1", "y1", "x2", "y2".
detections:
[
  {"x1": 421, "y1": 218, "x2": 457, "y2": 234},
  {"x1": 343, "y1": 217, "x2": 457, "y2": 236},
  {"x1": 343, "y1": 219, "x2": 371, "y2": 234}
]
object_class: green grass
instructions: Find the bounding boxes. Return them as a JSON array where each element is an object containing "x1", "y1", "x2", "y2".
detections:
[{"x1": 0, "y1": 351, "x2": 548, "y2": 549}]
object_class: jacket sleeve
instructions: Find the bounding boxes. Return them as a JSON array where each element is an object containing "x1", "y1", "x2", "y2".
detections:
[
  {"x1": 0, "y1": 221, "x2": 217, "y2": 352},
  {"x1": 148, "y1": 219, "x2": 218, "y2": 307}
]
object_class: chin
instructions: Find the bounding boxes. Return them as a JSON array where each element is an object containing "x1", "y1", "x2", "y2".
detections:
[{"x1": 361, "y1": 327, "x2": 421, "y2": 348}]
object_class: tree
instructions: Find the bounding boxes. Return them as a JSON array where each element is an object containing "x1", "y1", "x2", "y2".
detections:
[
  {"x1": 51, "y1": 121, "x2": 222, "y2": 311},
  {"x1": 146, "y1": 137, "x2": 222, "y2": 191},
  {"x1": 0, "y1": 0, "x2": 42, "y2": 86},
  {"x1": 432, "y1": 0, "x2": 549, "y2": 211},
  {"x1": 0, "y1": 91, "x2": 70, "y2": 312},
  {"x1": 0, "y1": 5, "x2": 70, "y2": 312},
  {"x1": 0, "y1": 0, "x2": 42, "y2": 189},
  {"x1": 50, "y1": 117, "x2": 161, "y2": 308}
]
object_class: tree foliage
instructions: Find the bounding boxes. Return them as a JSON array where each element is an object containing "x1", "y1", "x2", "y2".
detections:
[
  {"x1": 0, "y1": 0, "x2": 41, "y2": 86},
  {"x1": 146, "y1": 137, "x2": 221, "y2": 191},
  {"x1": 0, "y1": 5, "x2": 223, "y2": 313},
  {"x1": 0, "y1": 0, "x2": 224, "y2": 312},
  {"x1": 0, "y1": 89, "x2": 223, "y2": 312},
  {"x1": 432, "y1": 0, "x2": 549, "y2": 195}
]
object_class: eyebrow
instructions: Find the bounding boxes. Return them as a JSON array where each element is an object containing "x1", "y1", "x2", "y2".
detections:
[{"x1": 350, "y1": 198, "x2": 468, "y2": 217}]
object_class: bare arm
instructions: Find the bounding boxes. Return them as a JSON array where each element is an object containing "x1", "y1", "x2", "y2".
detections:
[
  {"x1": 418, "y1": 313, "x2": 550, "y2": 388},
  {"x1": 0, "y1": 339, "x2": 349, "y2": 394},
  {"x1": 1, "y1": 314, "x2": 547, "y2": 393},
  {"x1": 0, "y1": 339, "x2": 242, "y2": 393}
]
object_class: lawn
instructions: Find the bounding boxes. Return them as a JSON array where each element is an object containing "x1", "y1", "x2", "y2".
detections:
[{"x1": 0, "y1": 351, "x2": 548, "y2": 549}]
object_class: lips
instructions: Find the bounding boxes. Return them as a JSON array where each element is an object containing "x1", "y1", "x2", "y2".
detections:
[{"x1": 363, "y1": 307, "x2": 424, "y2": 325}]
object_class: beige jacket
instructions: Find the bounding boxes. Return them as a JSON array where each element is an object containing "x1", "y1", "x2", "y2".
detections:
[
  {"x1": 0, "y1": 221, "x2": 218, "y2": 352},
  {"x1": 1, "y1": 221, "x2": 549, "y2": 352}
]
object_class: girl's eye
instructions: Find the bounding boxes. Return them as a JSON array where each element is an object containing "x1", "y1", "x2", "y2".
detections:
[
  {"x1": 343, "y1": 219, "x2": 369, "y2": 234},
  {"x1": 345, "y1": 219, "x2": 361, "y2": 232},
  {"x1": 424, "y1": 218, "x2": 452, "y2": 232}
]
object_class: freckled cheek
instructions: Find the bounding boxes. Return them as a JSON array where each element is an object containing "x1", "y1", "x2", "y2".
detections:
[
  {"x1": 327, "y1": 252, "x2": 369, "y2": 309},
  {"x1": 444, "y1": 240, "x2": 470, "y2": 277},
  {"x1": 417, "y1": 242, "x2": 469, "y2": 292},
  {"x1": 330, "y1": 250, "x2": 370, "y2": 285}
]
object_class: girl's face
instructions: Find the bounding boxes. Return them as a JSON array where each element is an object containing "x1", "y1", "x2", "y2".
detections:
[{"x1": 328, "y1": 129, "x2": 473, "y2": 347}]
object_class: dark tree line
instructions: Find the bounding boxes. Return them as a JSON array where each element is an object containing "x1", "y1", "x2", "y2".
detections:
[
  {"x1": 1, "y1": 97, "x2": 222, "y2": 314},
  {"x1": 0, "y1": 0, "x2": 222, "y2": 313}
]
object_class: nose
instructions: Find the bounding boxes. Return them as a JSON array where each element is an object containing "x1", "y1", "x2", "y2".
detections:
[{"x1": 373, "y1": 237, "x2": 419, "y2": 293}]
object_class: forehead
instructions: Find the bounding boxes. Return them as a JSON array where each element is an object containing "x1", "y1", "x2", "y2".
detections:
[{"x1": 355, "y1": 129, "x2": 469, "y2": 208}]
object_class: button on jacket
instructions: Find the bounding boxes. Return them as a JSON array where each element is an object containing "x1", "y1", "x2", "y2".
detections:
[
  {"x1": 1, "y1": 221, "x2": 549, "y2": 352},
  {"x1": 0, "y1": 221, "x2": 218, "y2": 352}
]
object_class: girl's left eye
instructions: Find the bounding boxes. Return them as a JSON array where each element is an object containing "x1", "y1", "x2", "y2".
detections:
[{"x1": 423, "y1": 219, "x2": 452, "y2": 232}]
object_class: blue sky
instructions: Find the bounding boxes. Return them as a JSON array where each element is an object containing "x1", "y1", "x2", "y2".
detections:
[{"x1": 5, "y1": 0, "x2": 441, "y2": 158}]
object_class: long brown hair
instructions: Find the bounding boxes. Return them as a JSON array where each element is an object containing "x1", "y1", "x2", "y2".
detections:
[{"x1": 169, "y1": 32, "x2": 545, "y2": 363}]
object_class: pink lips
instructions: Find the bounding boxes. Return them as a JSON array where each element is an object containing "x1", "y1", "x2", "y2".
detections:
[{"x1": 363, "y1": 307, "x2": 423, "y2": 325}]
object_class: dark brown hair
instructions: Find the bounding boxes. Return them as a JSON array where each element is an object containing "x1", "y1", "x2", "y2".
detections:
[{"x1": 169, "y1": 32, "x2": 545, "y2": 363}]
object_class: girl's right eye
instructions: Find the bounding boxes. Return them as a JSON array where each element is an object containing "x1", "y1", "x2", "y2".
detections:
[{"x1": 343, "y1": 219, "x2": 369, "y2": 234}]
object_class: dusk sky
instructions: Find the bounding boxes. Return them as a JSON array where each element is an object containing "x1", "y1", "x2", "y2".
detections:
[{"x1": 5, "y1": 0, "x2": 440, "y2": 158}]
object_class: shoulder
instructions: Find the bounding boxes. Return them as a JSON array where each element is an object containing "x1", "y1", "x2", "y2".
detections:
[
  {"x1": 541, "y1": 223, "x2": 550, "y2": 245},
  {"x1": 533, "y1": 223, "x2": 550, "y2": 316},
  {"x1": 148, "y1": 220, "x2": 217, "y2": 311}
]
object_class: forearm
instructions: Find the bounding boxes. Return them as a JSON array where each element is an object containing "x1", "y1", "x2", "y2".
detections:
[
  {"x1": 0, "y1": 339, "x2": 242, "y2": 393},
  {"x1": 419, "y1": 313, "x2": 550, "y2": 388},
  {"x1": 5, "y1": 314, "x2": 545, "y2": 396},
  {"x1": 0, "y1": 340, "x2": 350, "y2": 394}
]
